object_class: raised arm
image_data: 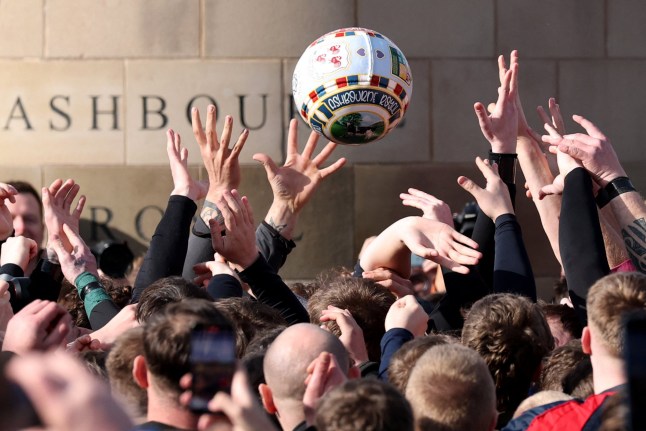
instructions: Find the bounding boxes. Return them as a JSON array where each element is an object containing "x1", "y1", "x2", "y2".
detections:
[
  {"x1": 543, "y1": 115, "x2": 646, "y2": 272},
  {"x1": 459, "y1": 157, "x2": 536, "y2": 301},
  {"x1": 359, "y1": 216, "x2": 481, "y2": 278},
  {"x1": 207, "y1": 189, "x2": 309, "y2": 325},
  {"x1": 51, "y1": 224, "x2": 120, "y2": 330},
  {"x1": 181, "y1": 105, "x2": 249, "y2": 278},
  {"x1": 131, "y1": 129, "x2": 204, "y2": 302},
  {"x1": 254, "y1": 118, "x2": 346, "y2": 269},
  {"x1": 512, "y1": 50, "x2": 563, "y2": 265}
]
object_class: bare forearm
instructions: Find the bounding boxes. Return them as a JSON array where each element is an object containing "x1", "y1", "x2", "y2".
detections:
[
  {"x1": 359, "y1": 219, "x2": 411, "y2": 278},
  {"x1": 264, "y1": 201, "x2": 297, "y2": 240},
  {"x1": 517, "y1": 136, "x2": 562, "y2": 264},
  {"x1": 599, "y1": 206, "x2": 630, "y2": 269},
  {"x1": 611, "y1": 191, "x2": 646, "y2": 272}
]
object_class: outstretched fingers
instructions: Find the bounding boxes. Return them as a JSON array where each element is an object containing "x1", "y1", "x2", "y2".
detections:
[{"x1": 572, "y1": 114, "x2": 606, "y2": 139}]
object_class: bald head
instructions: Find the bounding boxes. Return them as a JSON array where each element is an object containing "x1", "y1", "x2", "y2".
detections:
[{"x1": 263, "y1": 323, "x2": 349, "y2": 401}]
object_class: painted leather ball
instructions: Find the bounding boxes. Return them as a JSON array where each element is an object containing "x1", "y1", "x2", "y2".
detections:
[{"x1": 293, "y1": 27, "x2": 413, "y2": 145}]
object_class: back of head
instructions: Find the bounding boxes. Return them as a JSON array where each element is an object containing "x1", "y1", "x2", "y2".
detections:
[
  {"x1": 461, "y1": 293, "x2": 554, "y2": 424},
  {"x1": 540, "y1": 302, "x2": 583, "y2": 346},
  {"x1": 405, "y1": 344, "x2": 496, "y2": 431},
  {"x1": 142, "y1": 298, "x2": 231, "y2": 395},
  {"x1": 389, "y1": 334, "x2": 458, "y2": 393},
  {"x1": 106, "y1": 326, "x2": 147, "y2": 418},
  {"x1": 214, "y1": 296, "x2": 287, "y2": 358},
  {"x1": 587, "y1": 272, "x2": 646, "y2": 358},
  {"x1": 263, "y1": 323, "x2": 349, "y2": 402},
  {"x1": 308, "y1": 276, "x2": 395, "y2": 361},
  {"x1": 539, "y1": 339, "x2": 593, "y2": 399},
  {"x1": 135, "y1": 276, "x2": 212, "y2": 323},
  {"x1": 315, "y1": 379, "x2": 413, "y2": 431}
]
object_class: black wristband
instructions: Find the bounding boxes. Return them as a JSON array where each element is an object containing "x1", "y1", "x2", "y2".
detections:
[
  {"x1": 488, "y1": 151, "x2": 518, "y2": 184},
  {"x1": 595, "y1": 177, "x2": 636, "y2": 208},
  {"x1": 80, "y1": 281, "x2": 104, "y2": 301}
]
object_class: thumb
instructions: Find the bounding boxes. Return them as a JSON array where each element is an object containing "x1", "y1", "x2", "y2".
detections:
[
  {"x1": 538, "y1": 183, "x2": 561, "y2": 200},
  {"x1": 252, "y1": 153, "x2": 279, "y2": 179},
  {"x1": 457, "y1": 176, "x2": 484, "y2": 199}
]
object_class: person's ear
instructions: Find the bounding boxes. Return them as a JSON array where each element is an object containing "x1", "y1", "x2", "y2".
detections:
[
  {"x1": 132, "y1": 355, "x2": 149, "y2": 389},
  {"x1": 258, "y1": 383, "x2": 277, "y2": 414},
  {"x1": 582, "y1": 326, "x2": 592, "y2": 355}
]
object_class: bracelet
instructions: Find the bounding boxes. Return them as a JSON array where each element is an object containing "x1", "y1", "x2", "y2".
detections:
[
  {"x1": 80, "y1": 281, "x2": 104, "y2": 301},
  {"x1": 488, "y1": 151, "x2": 518, "y2": 184},
  {"x1": 595, "y1": 177, "x2": 636, "y2": 208}
]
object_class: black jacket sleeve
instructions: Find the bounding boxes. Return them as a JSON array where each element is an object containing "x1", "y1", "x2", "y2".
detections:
[
  {"x1": 238, "y1": 254, "x2": 309, "y2": 325},
  {"x1": 560, "y1": 168, "x2": 609, "y2": 324},
  {"x1": 131, "y1": 195, "x2": 197, "y2": 303},
  {"x1": 182, "y1": 218, "x2": 296, "y2": 280},
  {"x1": 492, "y1": 213, "x2": 537, "y2": 301}
]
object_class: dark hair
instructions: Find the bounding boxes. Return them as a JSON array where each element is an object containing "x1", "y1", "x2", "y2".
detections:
[
  {"x1": 308, "y1": 275, "x2": 395, "y2": 362},
  {"x1": 58, "y1": 278, "x2": 132, "y2": 328},
  {"x1": 539, "y1": 339, "x2": 593, "y2": 399},
  {"x1": 142, "y1": 298, "x2": 232, "y2": 394},
  {"x1": 315, "y1": 379, "x2": 414, "y2": 431},
  {"x1": 135, "y1": 276, "x2": 212, "y2": 323},
  {"x1": 79, "y1": 350, "x2": 108, "y2": 381},
  {"x1": 214, "y1": 297, "x2": 287, "y2": 357},
  {"x1": 106, "y1": 327, "x2": 147, "y2": 417},
  {"x1": 462, "y1": 294, "x2": 554, "y2": 426},
  {"x1": 7, "y1": 180, "x2": 43, "y2": 218},
  {"x1": 540, "y1": 302, "x2": 583, "y2": 339}
]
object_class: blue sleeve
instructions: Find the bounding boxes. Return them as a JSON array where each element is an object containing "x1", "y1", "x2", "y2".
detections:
[{"x1": 378, "y1": 328, "x2": 414, "y2": 381}]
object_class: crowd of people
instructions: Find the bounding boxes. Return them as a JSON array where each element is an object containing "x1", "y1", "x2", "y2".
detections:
[{"x1": 0, "y1": 50, "x2": 645, "y2": 431}]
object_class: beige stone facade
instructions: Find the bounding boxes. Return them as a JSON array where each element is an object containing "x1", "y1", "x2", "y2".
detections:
[{"x1": 2, "y1": 0, "x2": 645, "y2": 294}]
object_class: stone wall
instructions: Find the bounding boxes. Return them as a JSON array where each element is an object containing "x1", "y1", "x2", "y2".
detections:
[{"x1": 2, "y1": 0, "x2": 645, "y2": 296}]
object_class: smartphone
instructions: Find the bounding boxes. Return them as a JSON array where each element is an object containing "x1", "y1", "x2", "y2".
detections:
[
  {"x1": 625, "y1": 310, "x2": 646, "y2": 431},
  {"x1": 188, "y1": 324, "x2": 236, "y2": 414}
]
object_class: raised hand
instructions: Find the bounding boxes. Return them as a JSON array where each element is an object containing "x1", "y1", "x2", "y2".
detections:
[
  {"x1": 399, "y1": 188, "x2": 454, "y2": 227},
  {"x1": 475, "y1": 56, "x2": 518, "y2": 153},
  {"x1": 2, "y1": 299, "x2": 71, "y2": 354},
  {"x1": 6, "y1": 351, "x2": 133, "y2": 431},
  {"x1": 167, "y1": 128, "x2": 208, "y2": 201},
  {"x1": 254, "y1": 118, "x2": 346, "y2": 238},
  {"x1": 42, "y1": 178, "x2": 86, "y2": 254},
  {"x1": 361, "y1": 267, "x2": 414, "y2": 298},
  {"x1": 542, "y1": 115, "x2": 626, "y2": 187},
  {"x1": 457, "y1": 157, "x2": 514, "y2": 220},
  {"x1": 384, "y1": 295, "x2": 428, "y2": 337},
  {"x1": 538, "y1": 123, "x2": 584, "y2": 199},
  {"x1": 209, "y1": 189, "x2": 258, "y2": 270},
  {"x1": 193, "y1": 253, "x2": 242, "y2": 287},
  {"x1": 0, "y1": 236, "x2": 38, "y2": 272},
  {"x1": 51, "y1": 224, "x2": 99, "y2": 284},
  {"x1": 400, "y1": 218, "x2": 481, "y2": 274},
  {"x1": 192, "y1": 105, "x2": 249, "y2": 224},
  {"x1": 179, "y1": 367, "x2": 279, "y2": 431},
  {"x1": 320, "y1": 305, "x2": 369, "y2": 364},
  {"x1": 303, "y1": 351, "x2": 348, "y2": 426},
  {"x1": 0, "y1": 182, "x2": 17, "y2": 240}
]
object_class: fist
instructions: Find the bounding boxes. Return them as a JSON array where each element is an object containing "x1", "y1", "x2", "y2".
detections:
[{"x1": 384, "y1": 295, "x2": 428, "y2": 336}]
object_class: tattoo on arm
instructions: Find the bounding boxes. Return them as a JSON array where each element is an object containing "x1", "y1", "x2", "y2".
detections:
[
  {"x1": 622, "y1": 217, "x2": 646, "y2": 273},
  {"x1": 201, "y1": 200, "x2": 224, "y2": 225},
  {"x1": 73, "y1": 257, "x2": 86, "y2": 269},
  {"x1": 268, "y1": 217, "x2": 288, "y2": 233}
]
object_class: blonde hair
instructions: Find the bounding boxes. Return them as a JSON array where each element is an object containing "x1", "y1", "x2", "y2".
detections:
[
  {"x1": 405, "y1": 344, "x2": 496, "y2": 431},
  {"x1": 587, "y1": 272, "x2": 646, "y2": 357}
]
